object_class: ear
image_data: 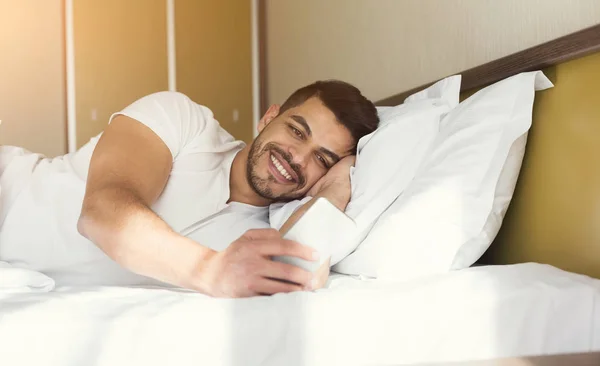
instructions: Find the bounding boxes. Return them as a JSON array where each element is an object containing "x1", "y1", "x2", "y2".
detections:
[{"x1": 257, "y1": 104, "x2": 280, "y2": 133}]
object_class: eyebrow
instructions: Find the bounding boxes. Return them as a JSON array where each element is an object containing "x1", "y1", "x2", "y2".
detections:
[
  {"x1": 291, "y1": 115, "x2": 311, "y2": 137},
  {"x1": 319, "y1": 148, "x2": 341, "y2": 164},
  {"x1": 290, "y1": 114, "x2": 340, "y2": 164}
]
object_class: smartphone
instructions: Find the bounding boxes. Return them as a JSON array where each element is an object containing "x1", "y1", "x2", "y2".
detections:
[{"x1": 272, "y1": 197, "x2": 357, "y2": 273}]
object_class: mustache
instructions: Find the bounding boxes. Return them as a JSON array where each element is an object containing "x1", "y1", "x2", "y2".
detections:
[{"x1": 263, "y1": 142, "x2": 306, "y2": 188}]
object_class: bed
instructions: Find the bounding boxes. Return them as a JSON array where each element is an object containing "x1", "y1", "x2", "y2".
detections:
[{"x1": 1, "y1": 24, "x2": 600, "y2": 366}]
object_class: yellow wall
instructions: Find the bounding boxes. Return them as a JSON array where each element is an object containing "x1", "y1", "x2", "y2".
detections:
[
  {"x1": 73, "y1": 0, "x2": 253, "y2": 146},
  {"x1": 0, "y1": 1, "x2": 254, "y2": 152},
  {"x1": 0, "y1": 0, "x2": 66, "y2": 157},
  {"x1": 175, "y1": 0, "x2": 253, "y2": 143},
  {"x1": 266, "y1": 0, "x2": 600, "y2": 104},
  {"x1": 73, "y1": 0, "x2": 169, "y2": 148}
]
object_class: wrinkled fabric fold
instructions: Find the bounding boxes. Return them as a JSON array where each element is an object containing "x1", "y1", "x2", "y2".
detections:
[{"x1": 0, "y1": 261, "x2": 55, "y2": 294}]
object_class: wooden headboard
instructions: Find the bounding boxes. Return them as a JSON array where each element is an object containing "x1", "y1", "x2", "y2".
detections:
[{"x1": 376, "y1": 24, "x2": 600, "y2": 279}]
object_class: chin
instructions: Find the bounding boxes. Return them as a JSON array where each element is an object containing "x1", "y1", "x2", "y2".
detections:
[{"x1": 273, "y1": 188, "x2": 307, "y2": 202}]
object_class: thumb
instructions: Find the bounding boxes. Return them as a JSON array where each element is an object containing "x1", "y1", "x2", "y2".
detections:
[{"x1": 243, "y1": 228, "x2": 282, "y2": 241}]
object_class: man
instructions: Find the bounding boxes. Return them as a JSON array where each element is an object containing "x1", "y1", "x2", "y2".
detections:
[{"x1": 0, "y1": 80, "x2": 379, "y2": 298}]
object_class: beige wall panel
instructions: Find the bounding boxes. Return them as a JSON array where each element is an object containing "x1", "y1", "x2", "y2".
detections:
[
  {"x1": 266, "y1": 0, "x2": 600, "y2": 104},
  {"x1": 74, "y1": 0, "x2": 168, "y2": 148},
  {"x1": 0, "y1": 0, "x2": 66, "y2": 157},
  {"x1": 175, "y1": 0, "x2": 253, "y2": 143}
]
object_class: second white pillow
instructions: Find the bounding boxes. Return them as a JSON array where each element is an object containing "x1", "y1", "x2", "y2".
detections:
[{"x1": 333, "y1": 71, "x2": 553, "y2": 279}]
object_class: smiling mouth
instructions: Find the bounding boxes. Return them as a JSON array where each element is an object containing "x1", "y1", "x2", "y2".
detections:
[{"x1": 269, "y1": 153, "x2": 296, "y2": 183}]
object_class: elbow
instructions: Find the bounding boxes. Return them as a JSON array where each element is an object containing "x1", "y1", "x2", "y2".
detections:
[
  {"x1": 77, "y1": 197, "x2": 97, "y2": 239},
  {"x1": 77, "y1": 207, "x2": 120, "y2": 262},
  {"x1": 77, "y1": 193, "x2": 134, "y2": 267},
  {"x1": 77, "y1": 202, "x2": 90, "y2": 238},
  {"x1": 77, "y1": 198, "x2": 119, "y2": 259},
  {"x1": 76, "y1": 210, "x2": 91, "y2": 239}
]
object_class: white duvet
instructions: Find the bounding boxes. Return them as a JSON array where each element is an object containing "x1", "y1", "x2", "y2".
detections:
[{"x1": 0, "y1": 263, "x2": 599, "y2": 366}]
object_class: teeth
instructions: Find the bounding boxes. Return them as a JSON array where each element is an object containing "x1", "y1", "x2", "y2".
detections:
[{"x1": 270, "y1": 154, "x2": 293, "y2": 181}]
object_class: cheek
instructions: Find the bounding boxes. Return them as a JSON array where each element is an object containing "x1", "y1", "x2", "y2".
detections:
[
  {"x1": 304, "y1": 165, "x2": 327, "y2": 185},
  {"x1": 259, "y1": 152, "x2": 272, "y2": 173}
]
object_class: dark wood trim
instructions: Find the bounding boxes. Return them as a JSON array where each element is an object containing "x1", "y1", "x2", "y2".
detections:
[
  {"x1": 258, "y1": 0, "x2": 268, "y2": 116},
  {"x1": 376, "y1": 23, "x2": 600, "y2": 106}
]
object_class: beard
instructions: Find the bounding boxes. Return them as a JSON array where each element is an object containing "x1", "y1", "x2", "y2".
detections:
[{"x1": 246, "y1": 138, "x2": 307, "y2": 202}]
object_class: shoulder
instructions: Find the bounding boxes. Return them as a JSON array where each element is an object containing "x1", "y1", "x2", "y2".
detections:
[
  {"x1": 134, "y1": 90, "x2": 194, "y2": 104},
  {"x1": 122, "y1": 91, "x2": 213, "y2": 120},
  {"x1": 111, "y1": 91, "x2": 231, "y2": 157}
]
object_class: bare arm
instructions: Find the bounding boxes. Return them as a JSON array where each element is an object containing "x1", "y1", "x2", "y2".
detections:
[
  {"x1": 77, "y1": 115, "x2": 214, "y2": 291},
  {"x1": 78, "y1": 115, "x2": 316, "y2": 297}
]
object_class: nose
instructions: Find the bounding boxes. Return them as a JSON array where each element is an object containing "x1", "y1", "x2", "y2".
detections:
[{"x1": 289, "y1": 145, "x2": 310, "y2": 168}]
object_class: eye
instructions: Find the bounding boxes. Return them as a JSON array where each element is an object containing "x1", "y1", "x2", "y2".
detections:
[
  {"x1": 316, "y1": 154, "x2": 329, "y2": 168},
  {"x1": 289, "y1": 125, "x2": 303, "y2": 139}
]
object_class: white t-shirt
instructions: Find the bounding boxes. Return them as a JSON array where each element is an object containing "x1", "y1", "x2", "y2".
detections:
[{"x1": 0, "y1": 91, "x2": 269, "y2": 286}]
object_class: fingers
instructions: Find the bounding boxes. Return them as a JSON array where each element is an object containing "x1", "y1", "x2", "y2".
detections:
[
  {"x1": 242, "y1": 229, "x2": 317, "y2": 261},
  {"x1": 249, "y1": 277, "x2": 304, "y2": 295},
  {"x1": 343, "y1": 155, "x2": 356, "y2": 165},
  {"x1": 258, "y1": 260, "x2": 312, "y2": 288},
  {"x1": 257, "y1": 239, "x2": 317, "y2": 262},
  {"x1": 243, "y1": 228, "x2": 281, "y2": 240}
]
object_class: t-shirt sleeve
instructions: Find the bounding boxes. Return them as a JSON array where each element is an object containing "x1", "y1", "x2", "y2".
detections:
[{"x1": 108, "y1": 91, "x2": 211, "y2": 160}]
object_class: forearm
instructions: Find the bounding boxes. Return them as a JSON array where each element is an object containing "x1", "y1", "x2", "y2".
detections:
[{"x1": 78, "y1": 186, "x2": 214, "y2": 291}]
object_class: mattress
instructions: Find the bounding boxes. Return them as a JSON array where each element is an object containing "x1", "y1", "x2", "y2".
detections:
[{"x1": 0, "y1": 263, "x2": 599, "y2": 366}]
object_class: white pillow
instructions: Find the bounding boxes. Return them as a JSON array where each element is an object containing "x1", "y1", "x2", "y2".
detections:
[
  {"x1": 346, "y1": 75, "x2": 462, "y2": 239},
  {"x1": 333, "y1": 71, "x2": 553, "y2": 279},
  {"x1": 269, "y1": 75, "x2": 462, "y2": 266},
  {"x1": 450, "y1": 133, "x2": 527, "y2": 269}
]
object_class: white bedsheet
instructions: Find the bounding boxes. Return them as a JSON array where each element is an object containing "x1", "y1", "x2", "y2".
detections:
[
  {"x1": 0, "y1": 263, "x2": 599, "y2": 366},
  {"x1": 0, "y1": 261, "x2": 54, "y2": 293}
]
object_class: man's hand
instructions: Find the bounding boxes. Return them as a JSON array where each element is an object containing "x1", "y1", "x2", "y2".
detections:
[
  {"x1": 307, "y1": 155, "x2": 355, "y2": 211},
  {"x1": 197, "y1": 228, "x2": 318, "y2": 298}
]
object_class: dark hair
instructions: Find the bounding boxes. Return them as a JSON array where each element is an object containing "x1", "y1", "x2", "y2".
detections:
[{"x1": 279, "y1": 80, "x2": 379, "y2": 150}]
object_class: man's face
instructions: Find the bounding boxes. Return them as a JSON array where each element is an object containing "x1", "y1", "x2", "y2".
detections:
[{"x1": 247, "y1": 97, "x2": 355, "y2": 202}]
